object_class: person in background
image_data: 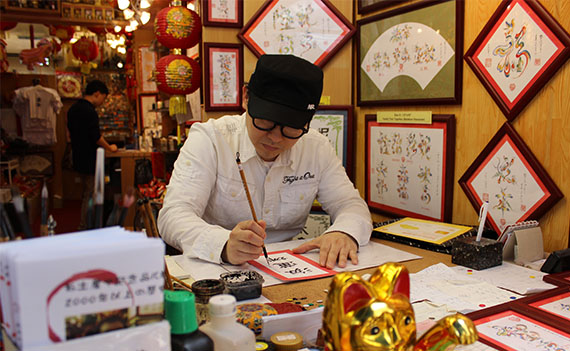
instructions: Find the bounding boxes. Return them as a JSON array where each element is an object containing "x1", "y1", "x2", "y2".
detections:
[
  {"x1": 158, "y1": 55, "x2": 372, "y2": 269},
  {"x1": 67, "y1": 80, "x2": 118, "y2": 230}
]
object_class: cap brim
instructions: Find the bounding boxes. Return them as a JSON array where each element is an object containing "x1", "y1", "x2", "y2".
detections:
[{"x1": 248, "y1": 90, "x2": 314, "y2": 129}]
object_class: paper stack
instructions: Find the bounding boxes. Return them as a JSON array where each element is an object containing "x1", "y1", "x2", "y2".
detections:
[{"x1": 0, "y1": 227, "x2": 165, "y2": 350}]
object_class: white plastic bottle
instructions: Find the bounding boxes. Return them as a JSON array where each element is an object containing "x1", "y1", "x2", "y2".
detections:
[{"x1": 199, "y1": 294, "x2": 256, "y2": 351}]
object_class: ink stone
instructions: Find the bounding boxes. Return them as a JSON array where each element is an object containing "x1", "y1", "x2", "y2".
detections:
[{"x1": 451, "y1": 236, "x2": 503, "y2": 270}]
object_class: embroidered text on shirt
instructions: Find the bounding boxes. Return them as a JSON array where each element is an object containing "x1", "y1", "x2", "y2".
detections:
[{"x1": 283, "y1": 172, "x2": 315, "y2": 185}]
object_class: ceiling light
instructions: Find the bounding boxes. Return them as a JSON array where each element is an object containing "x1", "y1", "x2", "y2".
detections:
[
  {"x1": 140, "y1": 0, "x2": 151, "y2": 9},
  {"x1": 118, "y1": 0, "x2": 130, "y2": 10},
  {"x1": 123, "y1": 8, "x2": 135, "y2": 20},
  {"x1": 117, "y1": 47, "x2": 126, "y2": 54},
  {"x1": 125, "y1": 25, "x2": 135, "y2": 32},
  {"x1": 114, "y1": 25, "x2": 122, "y2": 33},
  {"x1": 117, "y1": 62, "x2": 124, "y2": 68},
  {"x1": 140, "y1": 11, "x2": 151, "y2": 25}
]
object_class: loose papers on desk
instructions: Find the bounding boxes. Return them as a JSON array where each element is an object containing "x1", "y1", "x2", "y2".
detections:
[
  {"x1": 0, "y1": 227, "x2": 165, "y2": 350},
  {"x1": 451, "y1": 261, "x2": 556, "y2": 295},
  {"x1": 410, "y1": 263, "x2": 523, "y2": 314},
  {"x1": 173, "y1": 239, "x2": 421, "y2": 287}
]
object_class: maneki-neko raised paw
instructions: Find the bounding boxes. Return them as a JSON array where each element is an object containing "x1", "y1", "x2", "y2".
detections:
[{"x1": 321, "y1": 262, "x2": 478, "y2": 351}]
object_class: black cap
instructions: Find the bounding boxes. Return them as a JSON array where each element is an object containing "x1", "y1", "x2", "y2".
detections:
[{"x1": 247, "y1": 55, "x2": 323, "y2": 129}]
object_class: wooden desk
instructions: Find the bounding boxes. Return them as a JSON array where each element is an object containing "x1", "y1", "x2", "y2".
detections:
[
  {"x1": 105, "y1": 150, "x2": 151, "y2": 227},
  {"x1": 261, "y1": 239, "x2": 451, "y2": 305}
]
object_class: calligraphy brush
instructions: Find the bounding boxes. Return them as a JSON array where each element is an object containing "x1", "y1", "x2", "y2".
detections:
[
  {"x1": 235, "y1": 152, "x2": 270, "y2": 266},
  {"x1": 11, "y1": 187, "x2": 32, "y2": 238}
]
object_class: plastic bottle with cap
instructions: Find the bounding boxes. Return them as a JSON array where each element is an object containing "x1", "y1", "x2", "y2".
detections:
[
  {"x1": 199, "y1": 294, "x2": 256, "y2": 351},
  {"x1": 164, "y1": 290, "x2": 214, "y2": 351}
]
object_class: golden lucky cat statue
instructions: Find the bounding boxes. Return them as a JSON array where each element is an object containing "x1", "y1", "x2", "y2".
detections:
[{"x1": 322, "y1": 262, "x2": 478, "y2": 351}]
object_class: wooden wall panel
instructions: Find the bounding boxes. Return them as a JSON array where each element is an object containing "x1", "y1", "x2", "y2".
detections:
[{"x1": 356, "y1": 0, "x2": 570, "y2": 251}]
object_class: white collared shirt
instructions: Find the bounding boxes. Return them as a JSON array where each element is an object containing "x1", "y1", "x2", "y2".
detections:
[{"x1": 157, "y1": 113, "x2": 372, "y2": 263}]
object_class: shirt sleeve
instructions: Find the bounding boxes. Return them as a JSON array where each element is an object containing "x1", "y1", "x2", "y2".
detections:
[
  {"x1": 315, "y1": 138, "x2": 372, "y2": 248},
  {"x1": 157, "y1": 123, "x2": 231, "y2": 263}
]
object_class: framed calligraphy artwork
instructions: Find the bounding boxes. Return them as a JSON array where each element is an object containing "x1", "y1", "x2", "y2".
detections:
[
  {"x1": 357, "y1": 0, "x2": 408, "y2": 15},
  {"x1": 467, "y1": 303, "x2": 570, "y2": 351},
  {"x1": 365, "y1": 114, "x2": 456, "y2": 222},
  {"x1": 238, "y1": 0, "x2": 356, "y2": 68},
  {"x1": 201, "y1": 0, "x2": 243, "y2": 28},
  {"x1": 204, "y1": 42, "x2": 244, "y2": 112},
  {"x1": 458, "y1": 123, "x2": 563, "y2": 235},
  {"x1": 515, "y1": 287, "x2": 570, "y2": 326},
  {"x1": 248, "y1": 249, "x2": 336, "y2": 281},
  {"x1": 544, "y1": 271, "x2": 570, "y2": 287},
  {"x1": 464, "y1": 0, "x2": 570, "y2": 121},
  {"x1": 357, "y1": 0, "x2": 464, "y2": 106},
  {"x1": 311, "y1": 105, "x2": 354, "y2": 180},
  {"x1": 138, "y1": 46, "x2": 158, "y2": 94}
]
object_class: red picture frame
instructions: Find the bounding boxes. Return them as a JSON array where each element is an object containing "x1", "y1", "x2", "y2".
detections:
[
  {"x1": 458, "y1": 122, "x2": 563, "y2": 235},
  {"x1": 203, "y1": 42, "x2": 244, "y2": 112},
  {"x1": 467, "y1": 301, "x2": 570, "y2": 351},
  {"x1": 464, "y1": 0, "x2": 570, "y2": 121},
  {"x1": 514, "y1": 286, "x2": 570, "y2": 326},
  {"x1": 365, "y1": 114, "x2": 456, "y2": 222},
  {"x1": 238, "y1": 0, "x2": 355, "y2": 68},
  {"x1": 201, "y1": 0, "x2": 243, "y2": 28},
  {"x1": 544, "y1": 271, "x2": 570, "y2": 287}
]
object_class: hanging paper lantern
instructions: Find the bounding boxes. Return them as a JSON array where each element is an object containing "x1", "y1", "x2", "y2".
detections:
[
  {"x1": 72, "y1": 37, "x2": 99, "y2": 73},
  {"x1": 154, "y1": 6, "x2": 201, "y2": 50},
  {"x1": 0, "y1": 22, "x2": 17, "y2": 32},
  {"x1": 49, "y1": 25, "x2": 75, "y2": 43},
  {"x1": 155, "y1": 54, "x2": 201, "y2": 115},
  {"x1": 72, "y1": 37, "x2": 98, "y2": 62}
]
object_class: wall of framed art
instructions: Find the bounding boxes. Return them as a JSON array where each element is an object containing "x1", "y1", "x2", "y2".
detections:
[
  {"x1": 201, "y1": 0, "x2": 353, "y2": 125},
  {"x1": 356, "y1": 0, "x2": 570, "y2": 251},
  {"x1": 168, "y1": 0, "x2": 570, "y2": 251}
]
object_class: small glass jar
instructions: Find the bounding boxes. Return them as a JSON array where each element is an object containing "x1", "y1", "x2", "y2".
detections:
[{"x1": 191, "y1": 279, "x2": 225, "y2": 325}]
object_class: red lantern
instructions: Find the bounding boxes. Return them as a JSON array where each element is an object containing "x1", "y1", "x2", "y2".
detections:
[
  {"x1": 155, "y1": 54, "x2": 201, "y2": 115},
  {"x1": 154, "y1": 6, "x2": 201, "y2": 50},
  {"x1": 72, "y1": 37, "x2": 98, "y2": 62},
  {"x1": 49, "y1": 25, "x2": 75, "y2": 43},
  {"x1": 72, "y1": 37, "x2": 99, "y2": 73},
  {"x1": 0, "y1": 22, "x2": 17, "y2": 32}
]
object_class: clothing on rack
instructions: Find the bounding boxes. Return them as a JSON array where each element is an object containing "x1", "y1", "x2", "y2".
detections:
[{"x1": 12, "y1": 85, "x2": 62, "y2": 145}]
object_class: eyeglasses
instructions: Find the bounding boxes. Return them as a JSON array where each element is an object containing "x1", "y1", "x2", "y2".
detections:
[{"x1": 251, "y1": 117, "x2": 309, "y2": 139}]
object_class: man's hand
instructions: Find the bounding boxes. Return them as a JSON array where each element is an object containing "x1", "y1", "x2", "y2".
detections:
[
  {"x1": 222, "y1": 220, "x2": 267, "y2": 265},
  {"x1": 292, "y1": 231, "x2": 358, "y2": 269}
]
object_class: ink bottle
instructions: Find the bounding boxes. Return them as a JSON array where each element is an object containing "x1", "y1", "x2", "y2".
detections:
[
  {"x1": 191, "y1": 278, "x2": 225, "y2": 325},
  {"x1": 164, "y1": 290, "x2": 214, "y2": 351},
  {"x1": 199, "y1": 294, "x2": 256, "y2": 351}
]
